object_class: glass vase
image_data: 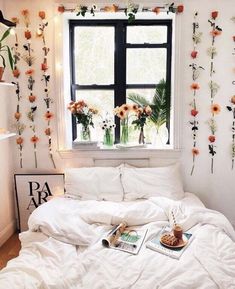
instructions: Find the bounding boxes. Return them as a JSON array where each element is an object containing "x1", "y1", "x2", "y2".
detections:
[
  {"x1": 138, "y1": 126, "x2": 145, "y2": 144},
  {"x1": 80, "y1": 125, "x2": 91, "y2": 141},
  {"x1": 103, "y1": 129, "x2": 114, "y2": 146},
  {"x1": 120, "y1": 120, "x2": 129, "y2": 145}
]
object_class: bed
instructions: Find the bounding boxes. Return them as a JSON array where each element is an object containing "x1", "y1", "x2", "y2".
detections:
[{"x1": 0, "y1": 164, "x2": 235, "y2": 289}]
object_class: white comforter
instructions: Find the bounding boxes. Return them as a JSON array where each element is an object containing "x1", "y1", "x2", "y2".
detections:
[{"x1": 0, "y1": 193, "x2": 235, "y2": 289}]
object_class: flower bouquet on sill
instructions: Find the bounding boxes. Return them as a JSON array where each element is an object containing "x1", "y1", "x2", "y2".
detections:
[
  {"x1": 114, "y1": 104, "x2": 132, "y2": 145},
  {"x1": 131, "y1": 104, "x2": 152, "y2": 144},
  {"x1": 100, "y1": 114, "x2": 116, "y2": 147},
  {"x1": 67, "y1": 100, "x2": 98, "y2": 142}
]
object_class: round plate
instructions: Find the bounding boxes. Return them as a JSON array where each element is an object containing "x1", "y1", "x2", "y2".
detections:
[{"x1": 160, "y1": 234, "x2": 188, "y2": 249}]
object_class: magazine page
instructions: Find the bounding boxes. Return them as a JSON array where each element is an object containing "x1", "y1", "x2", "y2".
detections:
[
  {"x1": 102, "y1": 223, "x2": 148, "y2": 255},
  {"x1": 146, "y1": 227, "x2": 194, "y2": 259}
]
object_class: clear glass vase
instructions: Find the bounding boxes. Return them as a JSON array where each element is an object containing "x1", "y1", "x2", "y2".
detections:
[
  {"x1": 80, "y1": 125, "x2": 91, "y2": 141},
  {"x1": 103, "y1": 129, "x2": 114, "y2": 146},
  {"x1": 120, "y1": 120, "x2": 129, "y2": 144}
]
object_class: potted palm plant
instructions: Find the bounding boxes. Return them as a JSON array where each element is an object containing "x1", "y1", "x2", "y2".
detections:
[
  {"x1": 0, "y1": 28, "x2": 14, "y2": 81},
  {"x1": 128, "y1": 79, "x2": 170, "y2": 145}
]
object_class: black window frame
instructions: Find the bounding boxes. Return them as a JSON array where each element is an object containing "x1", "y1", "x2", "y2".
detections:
[{"x1": 69, "y1": 19, "x2": 172, "y2": 143}]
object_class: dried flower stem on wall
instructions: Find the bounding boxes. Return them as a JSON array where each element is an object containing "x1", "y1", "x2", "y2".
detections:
[
  {"x1": 38, "y1": 11, "x2": 56, "y2": 169},
  {"x1": 189, "y1": 12, "x2": 204, "y2": 175}
]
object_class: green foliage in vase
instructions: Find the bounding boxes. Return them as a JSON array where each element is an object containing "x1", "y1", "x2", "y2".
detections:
[
  {"x1": 0, "y1": 28, "x2": 14, "y2": 69},
  {"x1": 128, "y1": 79, "x2": 170, "y2": 131}
]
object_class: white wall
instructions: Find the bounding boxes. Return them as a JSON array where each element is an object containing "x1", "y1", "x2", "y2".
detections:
[{"x1": 3, "y1": 0, "x2": 235, "y2": 227}]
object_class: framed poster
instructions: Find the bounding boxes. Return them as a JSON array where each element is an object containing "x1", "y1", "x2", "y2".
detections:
[{"x1": 14, "y1": 174, "x2": 64, "y2": 232}]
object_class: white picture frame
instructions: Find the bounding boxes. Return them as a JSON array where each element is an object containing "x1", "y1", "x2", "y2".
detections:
[{"x1": 14, "y1": 174, "x2": 64, "y2": 232}]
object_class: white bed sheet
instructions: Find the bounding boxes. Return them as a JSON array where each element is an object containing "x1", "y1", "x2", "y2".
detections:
[{"x1": 0, "y1": 193, "x2": 235, "y2": 289}]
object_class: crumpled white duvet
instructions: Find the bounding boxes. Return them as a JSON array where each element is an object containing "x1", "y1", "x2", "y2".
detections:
[{"x1": 0, "y1": 193, "x2": 235, "y2": 289}]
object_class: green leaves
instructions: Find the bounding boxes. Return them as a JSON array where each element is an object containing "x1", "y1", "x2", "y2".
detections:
[
  {"x1": 128, "y1": 79, "x2": 170, "y2": 130},
  {"x1": 0, "y1": 28, "x2": 11, "y2": 43},
  {"x1": 0, "y1": 28, "x2": 14, "y2": 69}
]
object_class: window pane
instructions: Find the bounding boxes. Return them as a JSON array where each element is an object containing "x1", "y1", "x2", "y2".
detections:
[
  {"x1": 127, "y1": 26, "x2": 167, "y2": 44},
  {"x1": 127, "y1": 89, "x2": 156, "y2": 144},
  {"x1": 127, "y1": 49, "x2": 166, "y2": 84},
  {"x1": 75, "y1": 90, "x2": 114, "y2": 141},
  {"x1": 74, "y1": 27, "x2": 114, "y2": 85}
]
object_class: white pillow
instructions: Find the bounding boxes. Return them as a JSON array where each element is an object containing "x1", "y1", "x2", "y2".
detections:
[
  {"x1": 65, "y1": 167, "x2": 124, "y2": 201},
  {"x1": 121, "y1": 164, "x2": 184, "y2": 201}
]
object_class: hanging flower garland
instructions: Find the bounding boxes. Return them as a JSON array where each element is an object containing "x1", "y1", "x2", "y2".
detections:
[
  {"x1": 11, "y1": 17, "x2": 26, "y2": 168},
  {"x1": 226, "y1": 17, "x2": 235, "y2": 169},
  {"x1": 38, "y1": 11, "x2": 56, "y2": 169},
  {"x1": 189, "y1": 12, "x2": 204, "y2": 175},
  {"x1": 207, "y1": 11, "x2": 222, "y2": 174},
  {"x1": 57, "y1": 2, "x2": 184, "y2": 23},
  {"x1": 22, "y1": 9, "x2": 38, "y2": 168}
]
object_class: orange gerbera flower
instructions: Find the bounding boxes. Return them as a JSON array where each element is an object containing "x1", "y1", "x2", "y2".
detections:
[
  {"x1": 45, "y1": 111, "x2": 54, "y2": 120},
  {"x1": 192, "y1": 148, "x2": 199, "y2": 156},
  {"x1": 190, "y1": 83, "x2": 200, "y2": 90},
  {"x1": 31, "y1": 136, "x2": 39, "y2": 143},
  {"x1": 16, "y1": 137, "x2": 23, "y2": 145},
  {"x1": 25, "y1": 69, "x2": 34, "y2": 76},
  {"x1": 211, "y1": 29, "x2": 221, "y2": 37},
  {"x1": 211, "y1": 104, "x2": 221, "y2": 115}
]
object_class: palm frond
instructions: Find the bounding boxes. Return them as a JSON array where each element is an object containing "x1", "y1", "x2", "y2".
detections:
[
  {"x1": 127, "y1": 79, "x2": 170, "y2": 129},
  {"x1": 128, "y1": 93, "x2": 150, "y2": 106}
]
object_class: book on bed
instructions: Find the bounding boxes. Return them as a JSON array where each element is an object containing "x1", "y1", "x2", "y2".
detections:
[
  {"x1": 102, "y1": 223, "x2": 148, "y2": 255},
  {"x1": 146, "y1": 227, "x2": 194, "y2": 259}
]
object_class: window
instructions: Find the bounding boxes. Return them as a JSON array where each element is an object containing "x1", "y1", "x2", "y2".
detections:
[{"x1": 69, "y1": 19, "x2": 172, "y2": 144}]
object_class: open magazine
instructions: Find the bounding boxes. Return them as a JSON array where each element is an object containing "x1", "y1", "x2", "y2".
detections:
[
  {"x1": 146, "y1": 227, "x2": 194, "y2": 259},
  {"x1": 102, "y1": 222, "x2": 148, "y2": 255}
]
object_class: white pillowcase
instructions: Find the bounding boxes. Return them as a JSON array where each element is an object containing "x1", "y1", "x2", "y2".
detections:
[
  {"x1": 121, "y1": 164, "x2": 184, "y2": 201},
  {"x1": 65, "y1": 167, "x2": 124, "y2": 201}
]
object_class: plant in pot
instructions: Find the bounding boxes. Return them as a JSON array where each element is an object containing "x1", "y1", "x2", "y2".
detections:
[
  {"x1": 0, "y1": 28, "x2": 14, "y2": 81},
  {"x1": 128, "y1": 79, "x2": 170, "y2": 146}
]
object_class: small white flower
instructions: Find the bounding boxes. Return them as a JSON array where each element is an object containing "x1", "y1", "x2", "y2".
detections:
[
  {"x1": 209, "y1": 81, "x2": 220, "y2": 97},
  {"x1": 207, "y1": 46, "x2": 217, "y2": 57}
]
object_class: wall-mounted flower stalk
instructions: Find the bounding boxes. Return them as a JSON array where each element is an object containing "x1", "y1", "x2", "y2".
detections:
[
  {"x1": 189, "y1": 12, "x2": 203, "y2": 175},
  {"x1": 27, "y1": 106, "x2": 38, "y2": 168},
  {"x1": 226, "y1": 96, "x2": 235, "y2": 169},
  {"x1": 11, "y1": 17, "x2": 24, "y2": 168},
  {"x1": 207, "y1": 11, "x2": 222, "y2": 173},
  {"x1": 38, "y1": 11, "x2": 56, "y2": 169}
]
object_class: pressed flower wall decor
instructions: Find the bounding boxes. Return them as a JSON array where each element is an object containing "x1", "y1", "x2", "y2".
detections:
[
  {"x1": 207, "y1": 11, "x2": 222, "y2": 174},
  {"x1": 57, "y1": 2, "x2": 184, "y2": 24},
  {"x1": 189, "y1": 12, "x2": 204, "y2": 175},
  {"x1": 22, "y1": 9, "x2": 39, "y2": 168},
  {"x1": 11, "y1": 16, "x2": 26, "y2": 168},
  {"x1": 38, "y1": 11, "x2": 56, "y2": 169},
  {"x1": 226, "y1": 18, "x2": 235, "y2": 169}
]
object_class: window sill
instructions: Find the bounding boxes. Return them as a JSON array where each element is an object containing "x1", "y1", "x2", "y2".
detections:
[{"x1": 58, "y1": 144, "x2": 181, "y2": 159}]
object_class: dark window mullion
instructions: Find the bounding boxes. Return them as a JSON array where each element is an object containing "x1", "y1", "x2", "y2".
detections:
[
  {"x1": 114, "y1": 22, "x2": 126, "y2": 143},
  {"x1": 165, "y1": 22, "x2": 172, "y2": 144},
  {"x1": 126, "y1": 43, "x2": 169, "y2": 49},
  {"x1": 72, "y1": 84, "x2": 115, "y2": 90}
]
